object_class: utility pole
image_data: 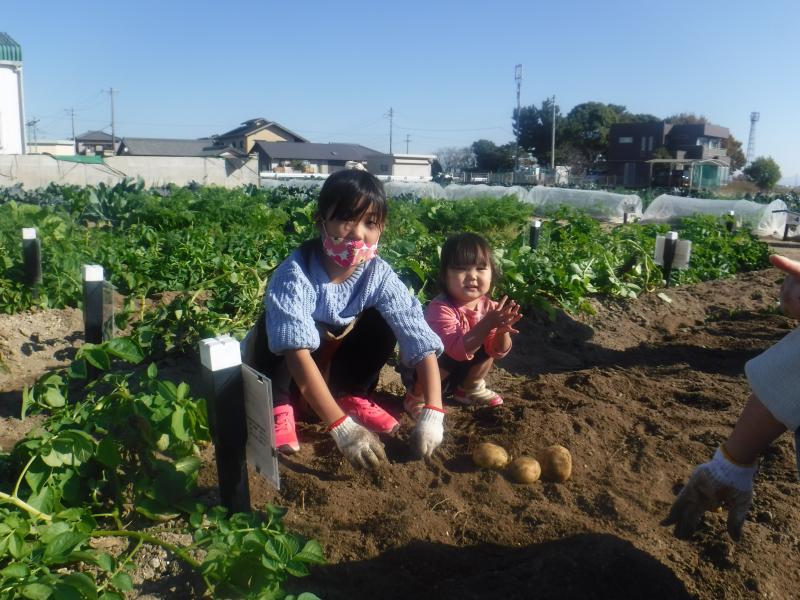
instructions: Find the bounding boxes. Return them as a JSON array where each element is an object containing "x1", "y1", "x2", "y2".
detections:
[
  {"x1": 384, "y1": 107, "x2": 394, "y2": 154},
  {"x1": 108, "y1": 88, "x2": 117, "y2": 154},
  {"x1": 25, "y1": 118, "x2": 39, "y2": 152},
  {"x1": 65, "y1": 108, "x2": 76, "y2": 140},
  {"x1": 514, "y1": 64, "x2": 522, "y2": 174},
  {"x1": 550, "y1": 94, "x2": 556, "y2": 172},
  {"x1": 405, "y1": 134, "x2": 411, "y2": 153}
]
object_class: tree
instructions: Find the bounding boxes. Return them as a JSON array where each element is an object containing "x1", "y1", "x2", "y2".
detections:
[
  {"x1": 743, "y1": 156, "x2": 781, "y2": 190},
  {"x1": 723, "y1": 135, "x2": 746, "y2": 172},
  {"x1": 665, "y1": 113, "x2": 708, "y2": 125},
  {"x1": 470, "y1": 139, "x2": 514, "y2": 172},
  {"x1": 560, "y1": 101, "x2": 629, "y2": 165},
  {"x1": 513, "y1": 98, "x2": 563, "y2": 167},
  {"x1": 433, "y1": 146, "x2": 475, "y2": 174}
]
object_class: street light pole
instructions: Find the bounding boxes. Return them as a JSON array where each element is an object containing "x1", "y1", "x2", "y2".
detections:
[{"x1": 550, "y1": 94, "x2": 556, "y2": 173}]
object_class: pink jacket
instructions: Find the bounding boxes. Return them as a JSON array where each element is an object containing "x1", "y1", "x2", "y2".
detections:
[{"x1": 425, "y1": 294, "x2": 511, "y2": 362}]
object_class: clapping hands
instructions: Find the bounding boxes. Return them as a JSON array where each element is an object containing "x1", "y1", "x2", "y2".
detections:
[{"x1": 484, "y1": 295, "x2": 523, "y2": 335}]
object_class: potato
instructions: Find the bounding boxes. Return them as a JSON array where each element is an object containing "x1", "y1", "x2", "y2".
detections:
[
  {"x1": 507, "y1": 456, "x2": 541, "y2": 484},
  {"x1": 472, "y1": 442, "x2": 509, "y2": 470},
  {"x1": 536, "y1": 445, "x2": 572, "y2": 482}
]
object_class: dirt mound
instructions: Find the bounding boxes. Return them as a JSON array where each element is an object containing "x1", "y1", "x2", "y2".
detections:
[{"x1": 2, "y1": 259, "x2": 799, "y2": 599}]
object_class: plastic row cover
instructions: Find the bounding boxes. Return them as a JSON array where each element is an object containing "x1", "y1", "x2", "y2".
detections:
[
  {"x1": 641, "y1": 194, "x2": 788, "y2": 238},
  {"x1": 259, "y1": 179, "x2": 643, "y2": 221}
]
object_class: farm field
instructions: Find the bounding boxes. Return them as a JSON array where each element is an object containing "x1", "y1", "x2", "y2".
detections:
[
  {"x1": 2, "y1": 250, "x2": 799, "y2": 599},
  {"x1": 1, "y1": 184, "x2": 799, "y2": 599}
]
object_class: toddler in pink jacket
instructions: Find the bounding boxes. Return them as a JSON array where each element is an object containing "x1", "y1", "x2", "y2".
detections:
[{"x1": 404, "y1": 233, "x2": 523, "y2": 416}]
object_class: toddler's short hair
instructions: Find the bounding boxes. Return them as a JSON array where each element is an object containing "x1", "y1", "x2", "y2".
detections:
[{"x1": 438, "y1": 232, "x2": 499, "y2": 290}]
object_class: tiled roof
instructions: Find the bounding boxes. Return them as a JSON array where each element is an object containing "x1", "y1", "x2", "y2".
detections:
[
  {"x1": 252, "y1": 141, "x2": 382, "y2": 162},
  {"x1": 120, "y1": 137, "x2": 245, "y2": 157},
  {"x1": 0, "y1": 32, "x2": 21, "y2": 61},
  {"x1": 217, "y1": 118, "x2": 308, "y2": 143}
]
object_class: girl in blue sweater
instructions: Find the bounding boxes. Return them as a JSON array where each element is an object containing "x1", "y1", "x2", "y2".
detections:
[{"x1": 246, "y1": 169, "x2": 445, "y2": 469}]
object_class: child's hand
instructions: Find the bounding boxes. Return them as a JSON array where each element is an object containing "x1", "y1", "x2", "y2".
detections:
[{"x1": 485, "y1": 296, "x2": 523, "y2": 335}]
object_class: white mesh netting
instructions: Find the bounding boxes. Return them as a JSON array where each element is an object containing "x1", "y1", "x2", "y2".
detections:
[
  {"x1": 641, "y1": 194, "x2": 788, "y2": 238},
  {"x1": 258, "y1": 178, "x2": 643, "y2": 222}
]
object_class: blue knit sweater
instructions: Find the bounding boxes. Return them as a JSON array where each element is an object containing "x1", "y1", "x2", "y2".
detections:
[{"x1": 265, "y1": 246, "x2": 443, "y2": 367}]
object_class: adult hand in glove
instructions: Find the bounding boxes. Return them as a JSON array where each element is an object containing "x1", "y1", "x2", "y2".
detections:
[
  {"x1": 663, "y1": 446, "x2": 758, "y2": 541},
  {"x1": 410, "y1": 406, "x2": 445, "y2": 458},
  {"x1": 329, "y1": 416, "x2": 387, "y2": 470}
]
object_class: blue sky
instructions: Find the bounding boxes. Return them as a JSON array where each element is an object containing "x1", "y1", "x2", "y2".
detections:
[{"x1": 5, "y1": 0, "x2": 800, "y2": 183}]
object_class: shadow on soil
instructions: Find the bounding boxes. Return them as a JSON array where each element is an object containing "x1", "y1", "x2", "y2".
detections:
[{"x1": 292, "y1": 533, "x2": 692, "y2": 600}]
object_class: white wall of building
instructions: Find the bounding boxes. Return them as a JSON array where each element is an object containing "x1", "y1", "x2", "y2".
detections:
[{"x1": 0, "y1": 63, "x2": 24, "y2": 154}]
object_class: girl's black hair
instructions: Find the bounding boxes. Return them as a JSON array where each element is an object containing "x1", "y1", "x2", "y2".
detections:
[
  {"x1": 438, "y1": 232, "x2": 499, "y2": 291},
  {"x1": 317, "y1": 169, "x2": 388, "y2": 224}
]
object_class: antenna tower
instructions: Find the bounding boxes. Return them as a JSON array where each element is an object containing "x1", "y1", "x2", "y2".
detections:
[{"x1": 746, "y1": 111, "x2": 759, "y2": 164}]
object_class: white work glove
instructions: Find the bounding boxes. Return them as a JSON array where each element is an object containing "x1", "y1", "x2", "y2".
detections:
[
  {"x1": 663, "y1": 447, "x2": 758, "y2": 541},
  {"x1": 410, "y1": 407, "x2": 444, "y2": 458},
  {"x1": 329, "y1": 416, "x2": 387, "y2": 470}
]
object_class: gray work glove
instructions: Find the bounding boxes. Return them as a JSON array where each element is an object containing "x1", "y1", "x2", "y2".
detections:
[
  {"x1": 410, "y1": 407, "x2": 444, "y2": 458},
  {"x1": 663, "y1": 447, "x2": 758, "y2": 541},
  {"x1": 329, "y1": 416, "x2": 387, "y2": 470}
]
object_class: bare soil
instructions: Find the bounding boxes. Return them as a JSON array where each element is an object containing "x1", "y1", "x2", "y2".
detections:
[{"x1": 3, "y1": 242, "x2": 800, "y2": 600}]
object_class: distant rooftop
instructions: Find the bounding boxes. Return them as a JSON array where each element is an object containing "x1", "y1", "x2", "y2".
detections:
[{"x1": 0, "y1": 32, "x2": 22, "y2": 61}]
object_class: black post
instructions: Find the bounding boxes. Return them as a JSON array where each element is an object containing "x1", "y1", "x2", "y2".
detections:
[
  {"x1": 726, "y1": 210, "x2": 735, "y2": 234},
  {"x1": 200, "y1": 335, "x2": 251, "y2": 514},
  {"x1": 82, "y1": 265, "x2": 104, "y2": 380},
  {"x1": 82, "y1": 265, "x2": 104, "y2": 345},
  {"x1": 785, "y1": 222, "x2": 792, "y2": 242},
  {"x1": 530, "y1": 219, "x2": 541, "y2": 249},
  {"x1": 22, "y1": 228, "x2": 42, "y2": 291},
  {"x1": 623, "y1": 212, "x2": 629, "y2": 225},
  {"x1": 663, "y1": 232, "x2": 677, "y2": 287}
]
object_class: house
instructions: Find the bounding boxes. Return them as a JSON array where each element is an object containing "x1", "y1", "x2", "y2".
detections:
[
  {"x1": 117, "y1": 137, "x2": 246, "y2": 158},
  {"x1": 607, "y1": 122, "x2": 731, "y2": 188},
  {"x1": 76, "y1": 130, "x2": 120, "y2": 156},
  {"x1": 365, "y1": 153, "x2": 437, "y2": 181},
  {"x1": 252, "y1": 141, "x2": 381, "y2": 175},
  {"x1": 0, "y1": 32, "x2": 25, "y2": 154},
  {"x1": 213, "y1": 118, "x2": 308, "y2": 153}
]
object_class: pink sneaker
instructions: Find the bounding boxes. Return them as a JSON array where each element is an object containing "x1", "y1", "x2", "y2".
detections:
[
  {"x1": 338, "y1": 395, "x2": 399, "y2": 434},
  {"x1": 273, "y1": 404, "x2": 300, "y2": 453}
]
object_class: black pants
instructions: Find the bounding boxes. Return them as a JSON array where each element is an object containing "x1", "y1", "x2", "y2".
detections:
[{"x1": 243, "y1": 308, "x2": 397, "y2": 405}]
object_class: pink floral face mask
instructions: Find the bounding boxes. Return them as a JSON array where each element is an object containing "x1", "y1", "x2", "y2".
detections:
[{"x1": 322, "y1": 224, "x2": 379, "y2": 268}]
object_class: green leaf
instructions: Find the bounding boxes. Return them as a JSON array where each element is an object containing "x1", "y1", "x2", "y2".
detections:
[
  {"x1": 295, "y1": 539, "x2": 325, "y2": 564},
  {"x1": 43, "y1": 531, "x2": 87, "y2": 563},
  {"x1": 82, "y1": 347, "x2": 111, "y2": 371},
  {"x1": 146, "y1": 362, "x2": 158, "y2": 378},
  {"x1": 20, "y1": 583, "x2": 54, "y2": 600},
  {"x1": 109, "y1": 572, "x2": 133, "y2": 592},
  {"x1": 1, "y1": 562, "x2": 29, "y2": 578},
  {"x1": 174, "y1": 455, "x2": 201, "y2": 475},
  {"x1": 44, "y1": 387, "x2": 66, "y2": 408},
  {"x1": 170, "y1": 406, "x2": 190, "y2": 441},
  {"x1": 62, "y1": 572, "x2": 98, "y2": 598},
  {"x1": 105, "y1": 338, "x2": 144, "y2": 364},
  {"x1": 68, "y1": 359, "x2": 88, "y2": 380},
  {"x1": 96, "y1": 438, "x2": 121, "y2": 468},
  {"x1": 156, "y1": 380, "x2": 178, "y2": 403}
]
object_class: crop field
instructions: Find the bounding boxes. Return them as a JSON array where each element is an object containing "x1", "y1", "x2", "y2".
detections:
[{"x1": 1, "y1": 181, "x2": 799, "y2": 599}]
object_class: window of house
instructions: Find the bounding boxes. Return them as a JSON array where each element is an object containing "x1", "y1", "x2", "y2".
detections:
[
  {"x1": 640, "y1": 137, "x2": 646, "y2": 151},
  {"x1": 648, "y1": 136, "x2": 654, "y2": 151},
  {"x1": 381, "y1": 164, "x2": 389, "y2": 172},
  {"x1": 619, "y1": 136, "x2": 633, "y2": 144}
]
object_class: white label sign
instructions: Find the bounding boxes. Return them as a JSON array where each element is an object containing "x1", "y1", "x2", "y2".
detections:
[{"x1": 241, "y1": 364, "x2": 280, "y2": 490}]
